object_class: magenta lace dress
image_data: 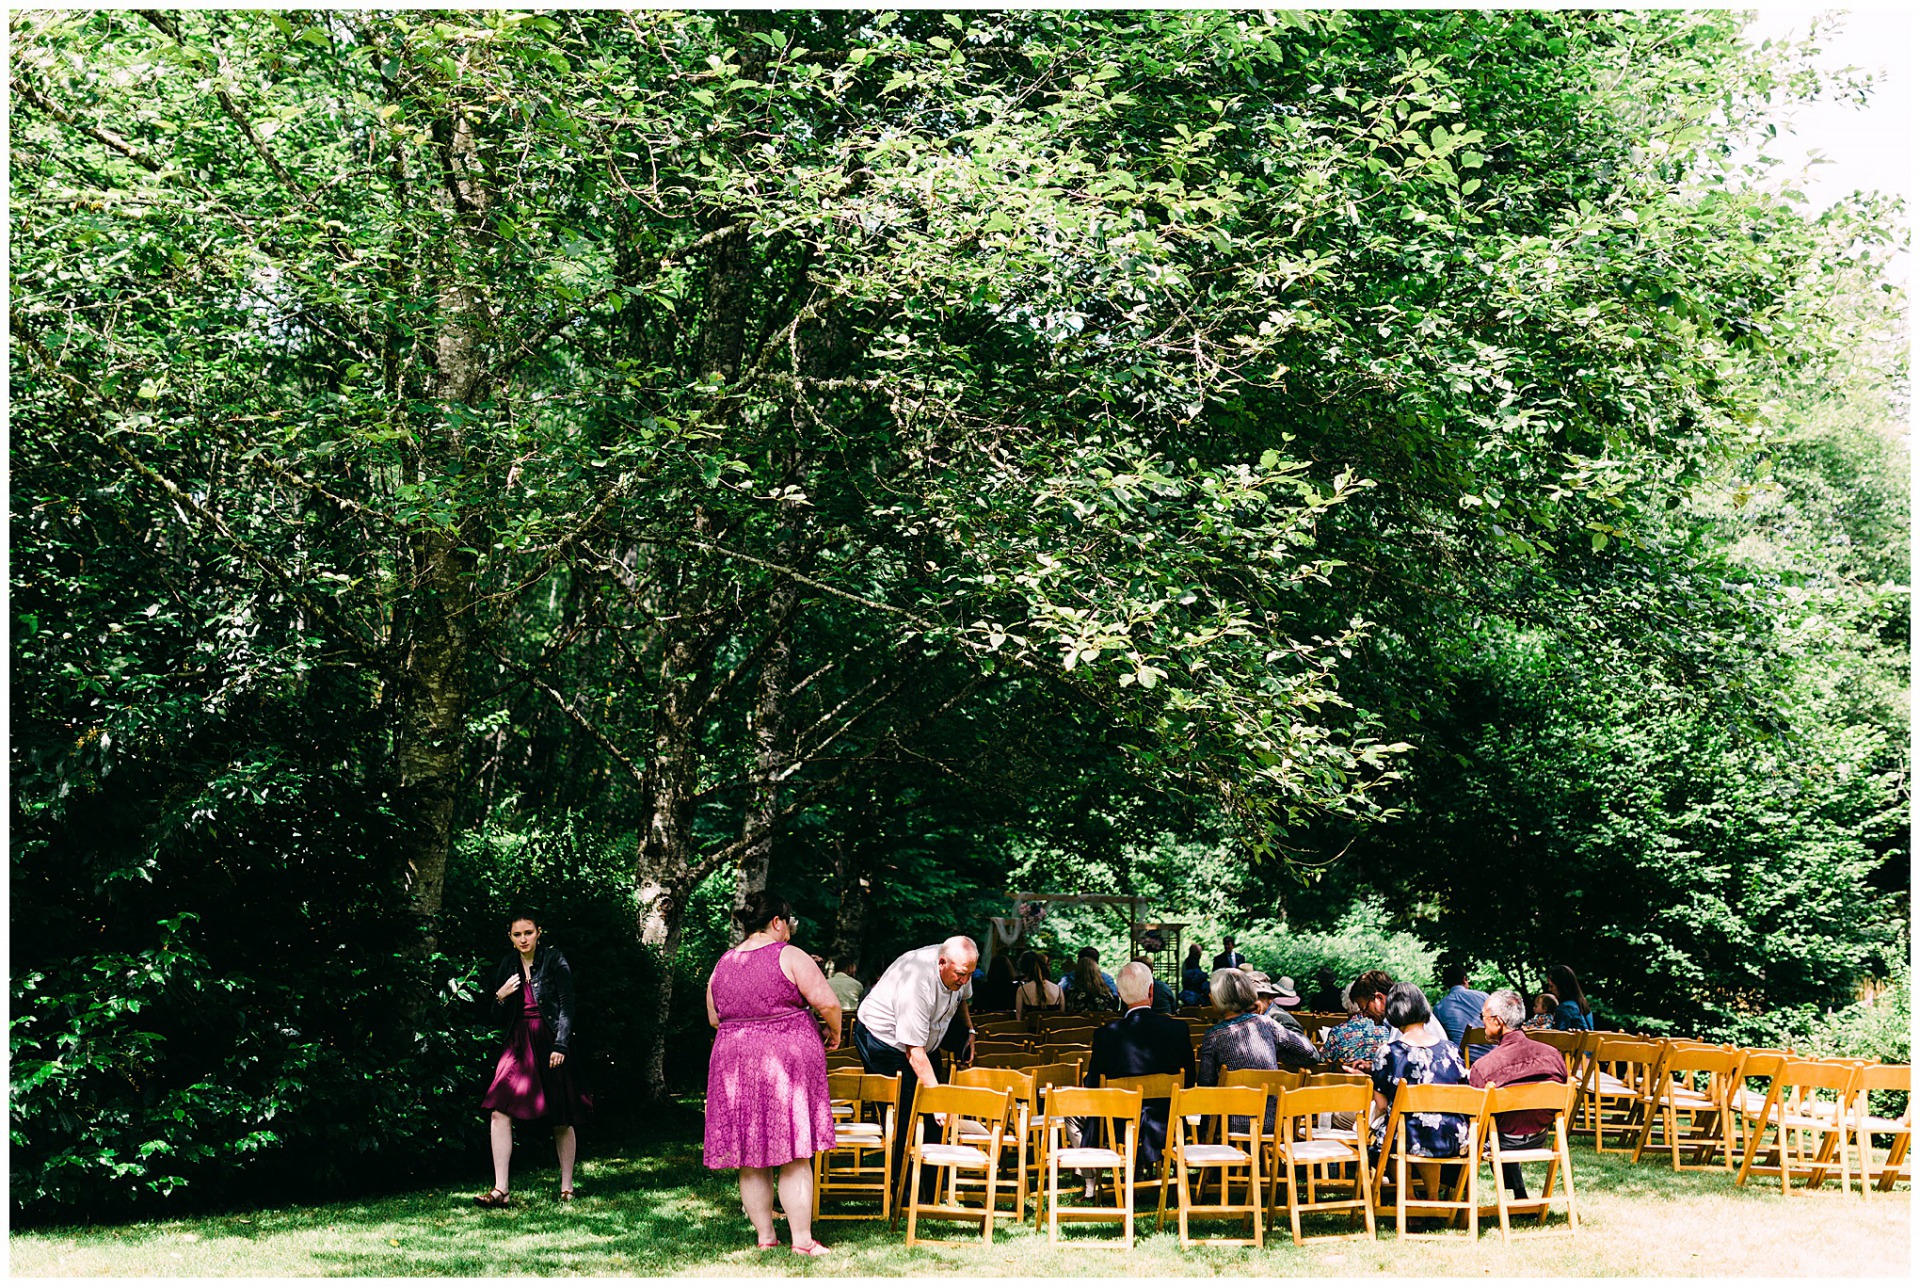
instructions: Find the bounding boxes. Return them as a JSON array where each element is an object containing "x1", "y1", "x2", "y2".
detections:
[{"x1": 703, "y1": 942, "x2": 835, "y2": 1170}]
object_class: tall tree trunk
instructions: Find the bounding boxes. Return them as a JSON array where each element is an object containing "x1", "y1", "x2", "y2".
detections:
[
  {"x1": 830, "y1": 832, "x2": 873, "y2": 966},
  {"x1": 731, "y1": 561, "x2": 797, "y2": 918},
  {"x1": 394, "y1": 87, "x2": 491, "y2": 941}
]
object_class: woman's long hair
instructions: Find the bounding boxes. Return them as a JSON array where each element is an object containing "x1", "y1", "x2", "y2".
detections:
[
  {"x1": 1020, "y1": 951, "x2": 1051, "y2": 995},
  {"x1": 1547, "y1": 964, "x2": 1590, "y2": 1016},
  {"x1": 1073, "y1": 956, "x2": 1110, "y2": 999}
]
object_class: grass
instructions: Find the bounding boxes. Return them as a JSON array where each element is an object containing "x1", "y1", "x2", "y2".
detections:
[{"x1": 10, "y1": 1111, "x2": 1910, "y2": 1278}]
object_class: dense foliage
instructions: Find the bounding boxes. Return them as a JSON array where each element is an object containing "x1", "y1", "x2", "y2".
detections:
[{"x1": 10, "y1": 9, "x2": 1906, "y2": 1219}]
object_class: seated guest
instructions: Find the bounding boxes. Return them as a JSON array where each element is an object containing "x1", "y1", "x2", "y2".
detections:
[
  {"x1": 1432, "y1": 962, "x2": 1491, "y2": 1061},
  {"x1": 1468, "y1": 989, "x2": 1568, "y2": 1199},
  {"x1": 1198, "y1": 969, "x2": 1316, "y2": 1137},
  {"x1": 1521, "y1": 992, "x2": 1555, "y2": 1031},
  {"x1": 1369, "y1": 982, "x2": 1470, "y2": 1162},
  {"x1": 1015, "y1": 951, "x2": 1063, "y2": 1018},
  {"x1": 826, "y1": 957, "x2": 864, "y2": 1015},
  {"x1": 1086, "y1": 961, "x2": 1195, "y2": 1170},
  {"x1": 1247, "y1": 972, "x2": 1309, "y2": 1038},
  {"x1": 1058, "y1": 946, "x2": 1118, "y2": 996},
  {"x1": 1319, "y1": 970, "x2": 1394, "y2": 1070},
  {"x1": 1546, "y1": 964, "x2": 1595, "y2": 1031},
  {"x1": 1179, "y1": 945, "x2": 1209, "y2": 1006},
  {"x1": 1131, "y1": 957, "x2": 1178, "y2": 1013},
  {"x1": 1304, "y1": 965, "x2": 1344, "y2": 1014},
  {"x1": 1271, "y1": 975, "x2": 1303, "y2": 1014},
  {"x1": 1065, "y1": 953, "x2": 1119, "y2": 1013},
  {"x1": 973, "y1": 952, "x2": 1018, "y2": 1012}
]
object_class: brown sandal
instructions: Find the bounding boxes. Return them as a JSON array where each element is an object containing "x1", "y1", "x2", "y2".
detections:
[
  {"x1": 558, "y1": 1189, "x2": 576, "y2": 1201},
  {"x1": 474, "y1": 1188, "x2": 510, "y2": 1209}
]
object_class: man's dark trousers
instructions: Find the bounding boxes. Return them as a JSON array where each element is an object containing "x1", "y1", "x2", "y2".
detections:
[{"x1": 854, "y1": 1021, "x2": 936, "y2": 1204}]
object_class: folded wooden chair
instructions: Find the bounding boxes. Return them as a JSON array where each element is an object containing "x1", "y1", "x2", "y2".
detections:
[
  {"x1": 1849, "y1": 1063, "x2": 1912, "y2": 1194},
  {"x1": 1481, "y1": 1079, "x2": 1579, "y2": 1243},
  {"x1": 814, "y1": 1072, "x2": 899, "y2": 1223},
  {"x1": 1375, "y1": 1081, "x2": 1487, "y2": 1240},
  {"x1": 1040, "y1": 1085, "x2": 1142, "y2": 1248},
  {"x1": 1269, "y1": 1082, "x2": 1376, "y2": 1246},
  {"x1": 901, "y1": 1084, "x2": 1011, "y2": 1246},
  {"x1": 1156, "y1": 1084, "x2": 1266, "y2": 1247}
]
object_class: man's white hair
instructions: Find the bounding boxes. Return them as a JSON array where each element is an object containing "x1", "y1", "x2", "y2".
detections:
[
  {"x1": 1116, "y1": 960, "x2": 1154, "y2": 1006},
  {"x1": 939, "y1": 935, "x2": 980, "y2": 965}
]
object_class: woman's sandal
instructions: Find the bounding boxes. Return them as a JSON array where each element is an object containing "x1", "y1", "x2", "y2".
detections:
[
  {"x1": 473, "y1": 1188, "x2": 510, "y2": 1209},
  {"x1": 558, "y1": 1189, "x2": 576, "y2": 1202},
  {"x1": 790, "y1": 1241, "x2": 832, "y2": 1257},
  {"x1": 756, "y1": 1238, "x2": 780, "y2": 1250}
]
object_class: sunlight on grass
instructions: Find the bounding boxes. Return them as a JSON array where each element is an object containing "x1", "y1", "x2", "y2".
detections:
[{"x1": 10, "y1": 1127, "x2": 1908, "y2": 1277}]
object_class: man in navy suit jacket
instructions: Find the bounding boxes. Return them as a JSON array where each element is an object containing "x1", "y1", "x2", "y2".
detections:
[{"x1": 1084, "y1": 962, "x2": 1196, "y2": 1166}]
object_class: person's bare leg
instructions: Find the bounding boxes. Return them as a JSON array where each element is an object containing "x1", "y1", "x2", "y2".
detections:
[
  {"x1": 777, "y1": 1158, "x2": 824, "y2": 1250},
  {"x1": 490, "y1": 1112, "x2": 514, "y2": 1193},
  {"x1": 553, "y1": 1125, "x2": 577, "y2": 1192},
  {"x1": 739, "y1": 1167, "x2": 777, "y2": 1244}
]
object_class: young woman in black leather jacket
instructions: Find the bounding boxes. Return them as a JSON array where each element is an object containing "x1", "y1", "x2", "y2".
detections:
[{"x1": 475, "y1": 912, "x2": 584, "y2": 1207}]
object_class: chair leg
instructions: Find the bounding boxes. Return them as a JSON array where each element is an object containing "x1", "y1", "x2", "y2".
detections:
[{"x1": 905, "y1": 1152, "x2": 923, "y2": 1247}]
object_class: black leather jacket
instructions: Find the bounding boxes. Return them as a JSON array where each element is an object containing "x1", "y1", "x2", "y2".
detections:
[{"x1": 489, "y1": 946, "x2": 575, "y2": 1055}]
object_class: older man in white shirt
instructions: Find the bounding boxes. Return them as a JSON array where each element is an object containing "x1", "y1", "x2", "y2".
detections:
[{"x1": 853, "y1": 936, "x2": 979, "y2": 1201}]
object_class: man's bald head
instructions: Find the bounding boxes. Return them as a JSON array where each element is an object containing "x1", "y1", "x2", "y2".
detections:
[
  {"x1": 1117, "y1": 960, "x2": 1154, "y2": 1006},
  {"x1": 936, "y1": 936, "x2": 979, "y2": 990}
]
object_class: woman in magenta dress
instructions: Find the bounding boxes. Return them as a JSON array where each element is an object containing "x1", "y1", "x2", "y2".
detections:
[
  {"x1": 704, "y1": 891, "x2": 842, "y2": 1256},
  {"x1": 475, "y1": 911, "x2": 585, "y2": 1208}
]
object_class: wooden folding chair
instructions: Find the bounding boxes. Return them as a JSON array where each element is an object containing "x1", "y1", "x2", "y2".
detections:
[
  {"x1": 953, "y1": 1066, "x2": 1034, "y2": 1217},
  {"x1": 1155, "y1": 1084, "x2": 1265, "y2": 1247},
  {"x1": 1459, "y1": 1027, "x2": 1493, "y2": 1069},
  {"x1": 1583, "y1": 1037, "x2": 1660, "y2": 1152},
  {"x1": 1481, "y1": 1080, "x2": 1579, "y2": 1243},
  {"x1": 1104, "y1": 1071, "x2": 1184, "y2": 1217},
  {"x1": 901, "y1": 1084, "x2": 1011, "y2": 1246},
  {"x1": 1375, "y1": 1081, "x2": 1487, "y2": 1240},
  {"x1": 1269, "y1": 1082, "x2": 1376, "y2": 1246},
  {"x1": 826, "y1": 1048, "x2": 864, "y2": 1071},
  {"x1": 814, "y1": 1072, "x2": 900, "y2": 1223},
  {"x1": 1849, "y1": 1063, "x2": 1912, "y2": 1193},
  {"x1": 1016, "y1": 1060, "x2": 1083, "y2": 1224},
  {"x1": 1633, "y1": 1045, "x2": 1741, "y2": 1171},
  {"x1": 1736, "y1": 1059, "x2": 1861, "y2": 1195},
  {"x1": 1039, "y1": 1041, "x2": 1093, "y2": 1065},
  {"x1": 1040, "y1": 1085, "x2": 1142, "y2": 1248},
  {"x1": 972, "y1": 1040, "x2": 1034, "y2": 1059}
]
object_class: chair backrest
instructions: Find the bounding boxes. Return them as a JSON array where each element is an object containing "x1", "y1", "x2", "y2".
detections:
[
  {"x1": 976, "y1": 1019, "x2": 1030, "y2": 1037},
  {"x1": 1170, "y1": 1084, "x2": 1268, "y2": 1143},
  {"x1": 973, "y1": 1040, "x2": 1032, "y2": 1055},
  {"x1": 1529, "y1": 1030, "x2": 1586, "y2": 1067},
  {"x1": 955, "y1": 1065, "x2": 1035, "y2": 1105},
  {"x1": 1853, "y1": 1063, "x2": 1911, "y2": 1095},
  {"x1": 1102, "y1": 1071, "x2": 1185, "y2": 1098},
  {"x1": 1306, "y1": 1071, "x2": 1372, "y2": 1088},
  {"x1": 1461, "y1": 1026, "x2": 1492, "y2": 1056},
  {"x1": 1046, "y1": 1085, "x2": 1143, "y2": 1134},
  {"x1": 1662, "y1": 1046, "x2": 1741, "y2": 1080},
  {"x1": 915, "y1": 1083, "x2": 1010, "y2": 1139},
  {"x1": 1393, "y1": 1081, "x2": 1488, "y2": 1117},
  {"x1": 1029, "y1": 1060, "x2": 1082, "y2": 1092},
  {"x1": 1592, "y1": 1037, "x2": 1662, "y2": 1087},
  {"x1": 972, "y1": 1049, "x2": 1045, "y2": 1070},
  {"x1": 1222, "y1": 1068, "x2": 1307, "y2": 1094},
  {"x1": 1781, "y1": 1059, "x2": 1860, "y2": 1097},
  {"x1": 1485, "y1": 1079, "x2": 1575, "y2": 1119},
  {"x1": 1276, "y1": 1082, "x2": 1372, "y2": 1120}
]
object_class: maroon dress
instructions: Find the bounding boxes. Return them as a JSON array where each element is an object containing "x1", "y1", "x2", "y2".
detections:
[
  {"x1": 482, "y1": 965, "x2": 584, "y2": 1125},
  {"x1": 703, "y1": 942, "x2": 835, "y2": 1169}
]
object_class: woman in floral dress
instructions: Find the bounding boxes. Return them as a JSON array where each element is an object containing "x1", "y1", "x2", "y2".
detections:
[{"x1": 1368, "y1": 982, "x2": 1470, "y2": 1165}]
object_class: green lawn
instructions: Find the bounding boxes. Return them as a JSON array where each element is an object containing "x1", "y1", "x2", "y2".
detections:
[{"x1": 10, "y1": 1113, "x2": 1909, "y2": 1277}]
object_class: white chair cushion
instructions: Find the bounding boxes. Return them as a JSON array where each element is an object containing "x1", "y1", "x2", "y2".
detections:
[
  {"x1": 1181, "y1": 1145, "x2": 1248, "y2": 1165},
  {"x1": 1282, "y1": 1139, "x2": 1356, "y2": 1164},
  {"x1": 1594, "y1": 1073, "x2": 1633, "y2": 1095},
  {"x1": 919, "y1": 1144, "x2": 991, "y2": 1168},
  {"x1": 1315, "y1": 1127, "x2": 1359, "y2": 1142},
  {"x1": 1496, "y1": 1147, "x2": 1559, "y2": 1163},
  {"x1": 1055, "y1": 1147, "x2": 1126, "y2": 1168},
  {"x1": 1859, "y1": 1115, "x2": 1911, "y2": 1134},
  {"x1": 834, "y1": 1124, "x2": 883, "y2": 1144}
]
